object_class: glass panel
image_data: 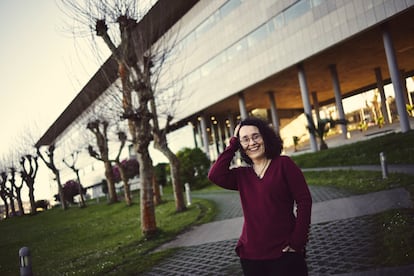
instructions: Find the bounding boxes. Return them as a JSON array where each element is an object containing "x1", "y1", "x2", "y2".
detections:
[
  {"x1": 247, "y1": 24, "x2": 269, "y2": 47},
  {"x1": 226, "y1": 38, "x2": 247, "y2": 61},
  {"x1": 219, "y1": 0, "x2": 242, "y2": 18},
  {"x1": 196, "y1": 11, "x2": 219, "y2": 38},
  {"x1": 273, "y1": 13, "x2": 285, "y2": 29},
  {"x1": 311, "y1": 0, "x2": 323, "y2": 8},
  {"x1": 284, "y1": 0, "x2": 311, "y2": 24}
]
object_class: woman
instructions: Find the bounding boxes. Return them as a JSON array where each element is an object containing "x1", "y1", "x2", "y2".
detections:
[{"x1": 208, "y1": 117, "x2": 312, "y2": 276}]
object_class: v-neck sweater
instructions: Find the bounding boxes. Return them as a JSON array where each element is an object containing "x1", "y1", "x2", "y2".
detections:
[{"x1": 208, "y1": 137, "x2": 312, "y2": 260}]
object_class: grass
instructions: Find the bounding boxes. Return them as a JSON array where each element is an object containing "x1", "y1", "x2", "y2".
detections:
[
  {"x1": 1, "y1": 130, "x2": 413, "y2": 274},
  {"x1": 0, "y1": 194, "x2": 217, "y2": 275},
  {"x1": 373, "y1": 208, "x2": 414, "y2": 267},
  {"x1": 303, "y1": 170, "x2": 413, "y2": 194},
  {"x1": 291, "y1": 130, "x2": 414, "y2": 167}
]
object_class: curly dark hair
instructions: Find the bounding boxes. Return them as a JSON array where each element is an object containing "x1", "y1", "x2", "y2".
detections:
[{"x1": 237, "y1": 117, "x2": 283, "y2": 164}]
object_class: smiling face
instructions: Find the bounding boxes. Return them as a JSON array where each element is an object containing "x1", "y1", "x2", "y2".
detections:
[{"x1": 239, "y1": 125, "x2": 266, "y2": 162}]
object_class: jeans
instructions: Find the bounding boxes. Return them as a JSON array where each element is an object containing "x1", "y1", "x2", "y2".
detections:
[{"x1": 240, "y1": 252, "x2": 308, "y2": 276}]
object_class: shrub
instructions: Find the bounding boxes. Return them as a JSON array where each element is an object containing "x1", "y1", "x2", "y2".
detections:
[{"x1": 176, "y1": 147, "x2": 211, "y2": 190}]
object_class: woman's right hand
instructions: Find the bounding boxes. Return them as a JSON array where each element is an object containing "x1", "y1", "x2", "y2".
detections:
[{"x1": 234, "y1": 124, "x2": 241, "y2": 138}]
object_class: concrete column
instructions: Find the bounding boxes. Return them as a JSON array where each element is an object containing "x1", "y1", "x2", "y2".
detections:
[
  {"x1": 329, "y1": 64, "x2": 348, "y2": 139},
  {"x1": 267, "y1": 91, "x2": 280, "y2": 134},
  {"x1": 210, "y1": 117, "x2": 220, "y2": 158},
  {"x1": 311, "y1": 91, "x2": 321, "y2": 122},
  {"x1": 297, "y1": 63, "x2": 318, "y2": 152},
  {"x1": 228, "y1": 113, "x2": 236, "y2": 137},
  {"x1": 199, "y1": 114, "x2": 210, "y2": 160},
  {"x1": 191, "y1": 122, "x2": 199, "y2": 148},
  {"x1": 382, "y1": 24, "x2": 410, "y2": 132},
  {"x1": 374, "y1": 67, "x2": 390, "y2": 124},
  {"x1": 238, "y1": 92, "x2": 248, "y2": 120}
]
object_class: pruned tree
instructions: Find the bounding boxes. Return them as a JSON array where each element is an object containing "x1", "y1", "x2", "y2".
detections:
[
  {"x1": 111, "y1": 131, "x2": 133, "y2": 206},
  {"x1": 58, "y1": 0, "x2": 190, "y2": 237},
  {"x1": 62, "y1": 151, "x2": 86, "y2": 208},
  {"x1": 0, "y1": 171, "x2": 10, "y2": 219},
  {"x1": 37, "y1": 145, "x2": 68, "y2": 210},
  {"x1": 13, "y1": 171, "x2": 25, "y2": 216},
  {"x1": 87, "y1": 119, "x2": 118, "y2": 204},
  {"x1": 8, "y1": 167, "x2": 22, "y2": 216},
  {"x1": 20, "y1": 154, "x2": 39, "y2": 214}
]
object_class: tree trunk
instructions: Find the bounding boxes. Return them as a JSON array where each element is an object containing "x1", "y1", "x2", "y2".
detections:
[
  {"x1": 158, "y1": 146, "x2": 186, "y2": 212},
  {"x1": 104, "y1": 161, "x2": 118, "y2": 203},
  {"x1": 56, "y1": 174, "x2": 68, "y2": 210},
  {"x1": 152, "y1": 174, "x2": 161, "y2": 205},
  {"x1": 137, "y1": 150, "x2": 157, "y2": 238},
  {"x1": 75, "y1": 171, "x2": 86, "y2": 208},
  {"x1": 119, "y1": 167, "x2": 132, "y2": 206},
  {"x1": 9, "y1": 193, "x2": 17, "y2": 216},
  {"x1": 319, "y1": 139, "x2": 328, "y2": 150},
  {"x1": 28, "y1": 182, "x2": 36, "y2": 215},
  {"x1": 0, "y1": 196, "x2": 9, "y2": 219},
  {"x1": 150, "y1": 99, "x2": 186, "y2": 212},
  {"x1": 16, "y1": 188, "x2": 24, "y2": 216}
]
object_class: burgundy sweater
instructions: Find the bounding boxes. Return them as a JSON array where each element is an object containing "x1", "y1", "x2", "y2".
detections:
[{"x1": 208, "y1": 137, "x2": 312, "y2": 260}]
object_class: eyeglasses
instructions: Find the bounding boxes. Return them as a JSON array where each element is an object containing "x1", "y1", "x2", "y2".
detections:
[{"x1": 239, "y1": 133, "x2": 262, "y2": 146}]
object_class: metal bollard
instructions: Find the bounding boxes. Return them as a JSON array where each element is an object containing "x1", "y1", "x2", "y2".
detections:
[
  {"x1": 184, "y1": 183, "x2": 192, "y2": 206},
  {"x1": 159, "y1": 185, "x2": 163, "y2": 197},
  {"x1": 19, "y1": 246, "x2": 33, "y2": 276},
  {"x1": 380, "y1": 152, "x2": 388, "y2": 179}
]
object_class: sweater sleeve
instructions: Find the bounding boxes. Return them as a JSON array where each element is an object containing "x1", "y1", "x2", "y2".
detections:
[
  {"x1": 283, "y1": 157, "x2": 312, "y2": 251},
  {"x1": 207, "y1": 137, "x2": 239, "y2": 191}
]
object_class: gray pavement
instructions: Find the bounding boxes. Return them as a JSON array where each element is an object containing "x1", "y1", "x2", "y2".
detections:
[
  {"x1": 156, "y1": 188, "x2": 412, "y2": 250},
  {"x1": 145, "y1": 184, "x2": 414, "y2": 276}
]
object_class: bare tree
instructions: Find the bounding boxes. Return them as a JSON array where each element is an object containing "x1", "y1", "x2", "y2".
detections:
[
  {"x1": 37, "y1": 145, "x2": 68, "y2": 210},
  {"x1": 19, "y1": 154, "x2": 39, "y2": 214},
  {"x1": 8, "y1": 167, "x2": 21, "y2": 216},
  {"x1": 112, "y1": 131, "x2": 133, "y2": 206},
  {"x1": 13, "y1": 170, "x2": 25, "y2": 216},
  {"x1": 87, "y1": 119, "x2": 119, "y2": 204},
  {"x1": 6, "y1": 168, "x2": 17, "y2": 217},
  {"x1": 0, "y1": 171, "x2": 10, "y2": 219},
  {"x1": 58, "y1": 0, "x2": 190, "y2": 237},
  {"x1": 62, "y1": 151, "x2": 87, "y2": 208}
]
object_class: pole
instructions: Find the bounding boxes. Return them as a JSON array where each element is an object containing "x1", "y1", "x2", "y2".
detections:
[
  {"x1": 380, "y1": 152, "x2": 388, "y2": 179},
  {"x1": 19, "y1": 247, "x2": 33, "y2": 276}
]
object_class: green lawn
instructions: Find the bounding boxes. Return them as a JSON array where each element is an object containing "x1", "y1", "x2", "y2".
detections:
[
  {"x1": 291, "y1": 130, "x2": 414, "y2": 167},
  {"x1": 0, "y1": 196, "x2": 216, "y2": 275}
]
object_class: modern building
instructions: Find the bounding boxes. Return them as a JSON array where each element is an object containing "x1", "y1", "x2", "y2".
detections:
[{"x1": 36, "y1": 0, "x2": 414, "y2": 194}]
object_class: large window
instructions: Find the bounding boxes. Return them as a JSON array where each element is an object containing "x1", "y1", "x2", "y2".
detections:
[
  {"x1": 284, "y1": 0, "x2": 311, "y2": 24},
  {"x1": 247, "y1": 23, "x2": 270, "y2": 47}
]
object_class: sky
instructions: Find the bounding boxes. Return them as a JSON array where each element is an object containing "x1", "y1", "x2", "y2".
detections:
[
  {"x1": 0, "y1": 0, "x2": 169, "y2": 202},
  {"x1": 0, "y1": 1, "x2": 113, "y2": 200},
  {"x1": 0, "y1": 1, "x2": 110, "y2": 158}
]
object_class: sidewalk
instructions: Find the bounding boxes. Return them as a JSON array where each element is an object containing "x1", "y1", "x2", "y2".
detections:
[
  {"x1": 145, "y1": 184, "x2": 414, "y2": 275},
  {"x1": 156, "y1": 188, "x2": 412, "y2": 250}
]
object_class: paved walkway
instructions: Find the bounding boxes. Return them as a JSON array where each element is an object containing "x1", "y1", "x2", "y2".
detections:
[
  {"x1": 145, "y1": 180, "x2": 414, "y2": 275},
  {"x1": 156, "y1": 188, "x2": 412, "y2": 250}
]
